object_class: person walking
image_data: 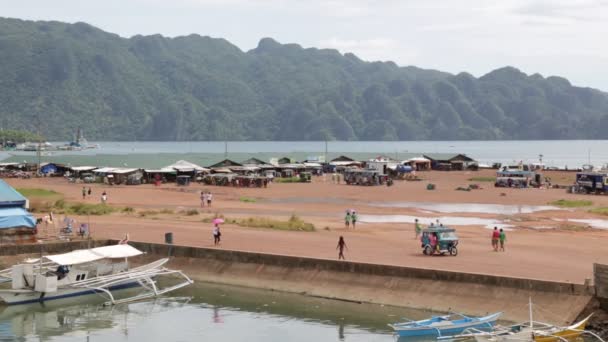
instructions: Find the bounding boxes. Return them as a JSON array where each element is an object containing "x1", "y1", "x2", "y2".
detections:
[
  {"x1": 200, "y1": 191, "x2": 206, "y2": 208},
  {"x1": 87, "y1": 187, "x2": 92, "y2": 197},
  {"x1": 344, "y1": 211, "x2": 351, "y2": 229},
  {"x1": 82, "y1": 187, "x2": 86, "y2": 200},
  {"x1": 212, "y1": 224, "x2": 221, "y2": 246},
  {"x1": 207, "y1": 192, "x2": 213, "y2": 207},
  {"x1": 499, "y1": 228, "x2": 506, "y2": 252},
  {"x1": 491, "y1": 227, "x2": 500, "y2": 251},
  {"x1": 351, "y1": 210, "x2": 358, "y2": 229},
  {"x1": 336, "y1": 236, "x2": 348, "y2": 260},
  {"x1": 101, "y1": 191, "x2": 107, "y2": 204},
  {"x1": 415, "y1": 218, "x2": 422, "y2": 239}
]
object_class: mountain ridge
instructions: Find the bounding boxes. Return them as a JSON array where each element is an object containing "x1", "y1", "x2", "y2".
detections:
[{"x1": 1, "y1": 17, "x2": 607, "y2": 141}]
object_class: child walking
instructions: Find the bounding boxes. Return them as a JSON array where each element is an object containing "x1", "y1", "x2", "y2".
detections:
[
  {"x1": 499, "y1": 229, "x2": 506, "y2": 252},
  {"x1": 344, "y1": 211, "x2": 351, "y2": 229}
]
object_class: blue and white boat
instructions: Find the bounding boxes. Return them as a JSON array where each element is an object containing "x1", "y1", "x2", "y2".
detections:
[
  {"x1": 0, "y1": 244, "x2": 193, "y2": 306},
  {"x1": 389, "y1": 312, "x2": 502, "y2": 337}
]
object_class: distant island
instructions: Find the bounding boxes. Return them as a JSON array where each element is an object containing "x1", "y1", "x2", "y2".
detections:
[{"x1": 1, "y1": 17, "x2": 608, "y2": 141}]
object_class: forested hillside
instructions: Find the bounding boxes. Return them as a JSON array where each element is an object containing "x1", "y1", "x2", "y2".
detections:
[{"x1": 1, "y1": 17, "x2": 608, "y2": 140}]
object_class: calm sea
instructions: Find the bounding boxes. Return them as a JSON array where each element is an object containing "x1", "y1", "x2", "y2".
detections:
[
  {"x1": 1, "y1": 140, "x2": 606, "y2": 169},
  {"x1": 0, "y1": 282, "x2": 428, "y2": 342}
]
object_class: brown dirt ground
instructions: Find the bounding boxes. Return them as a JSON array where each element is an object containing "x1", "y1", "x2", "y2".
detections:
[{"x1": 7, "y1": 169, "x2": 608, "y2": 284}]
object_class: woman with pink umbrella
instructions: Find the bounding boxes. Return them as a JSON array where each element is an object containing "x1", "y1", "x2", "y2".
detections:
[{"x1": 212, "y1": 218, "x2": 224, "y2": 246}]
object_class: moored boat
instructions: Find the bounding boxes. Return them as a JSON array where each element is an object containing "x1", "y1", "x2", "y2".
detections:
[
  {"x1": 389, "y1": 312, "x2": 502, "y2": 337},
  {"x1": 0, "y1": 244, "x2": 193, "y2": 306},
  {"x1": 471, "y1": 314, "x2": 594, "y2": 342}
]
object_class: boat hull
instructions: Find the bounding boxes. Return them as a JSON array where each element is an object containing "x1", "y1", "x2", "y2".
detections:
[
  {"x1": 0, "y1": 280, "x2": 140, "y2": 305},
  {"x1": 394, "y1": 321, "x2": 497, "y2": 337},
  {"x1": 474, "y1": 315, "x2": 592, "y2": 342}
]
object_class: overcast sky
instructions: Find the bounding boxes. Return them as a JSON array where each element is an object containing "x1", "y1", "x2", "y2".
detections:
[{"x1": 3, "y1": 0, "x2": 608, "y2": 90}]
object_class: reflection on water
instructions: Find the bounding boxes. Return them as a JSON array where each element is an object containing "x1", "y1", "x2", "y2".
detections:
[{"x1": 0, "y1": 282, "x2": 438, "y2": 341}]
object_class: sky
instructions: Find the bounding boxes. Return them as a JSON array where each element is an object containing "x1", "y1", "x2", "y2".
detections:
[{"x1": 3, "y1": 0, "x2": 608, "y2": 91}]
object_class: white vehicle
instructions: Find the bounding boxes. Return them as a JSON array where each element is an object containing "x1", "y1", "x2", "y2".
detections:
[{"x1": 0, "y1": 244, "x2": 193, "y2": 306}]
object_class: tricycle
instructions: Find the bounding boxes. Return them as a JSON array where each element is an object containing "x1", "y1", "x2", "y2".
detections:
[{"x1": 420, "y1": 226, "x2": 458, "y2": 256}]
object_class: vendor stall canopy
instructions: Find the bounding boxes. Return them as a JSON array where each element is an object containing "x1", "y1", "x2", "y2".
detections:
[
  {"x1": 0, "y1": 179, "x2": 27, "y2": 208},
  {"x1": 0, "y1": 207, "x2": 36, "y2": 229}
]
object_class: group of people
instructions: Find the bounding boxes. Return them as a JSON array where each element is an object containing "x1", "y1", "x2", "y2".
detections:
[
  {"x1": 81, "y1": 186, "x2": 92, "y2": 199},
  {"x1": 344, "y1": 209, "x2": 358, "y2": 229},
  {"x1": 200, "y1": 191, "x2": 213, "y2": 208},
  {"x1": 81, "y1": 186, "x2": 107, "y2": 204},
  {"x1": 491, "y1": 227, "x2": 507, "y2": 252}
]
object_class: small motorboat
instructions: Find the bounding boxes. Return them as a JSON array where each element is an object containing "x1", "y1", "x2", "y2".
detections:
[{"x1": 389, "y1": 312, "x2": 502, "y2": 337}]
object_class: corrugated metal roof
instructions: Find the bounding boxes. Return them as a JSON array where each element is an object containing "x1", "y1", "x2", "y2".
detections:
[{"x1": 423, "y1": 153, "x2": 475, "y2": 162}]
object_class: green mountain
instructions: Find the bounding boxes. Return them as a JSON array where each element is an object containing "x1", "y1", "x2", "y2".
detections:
[{"x1": 1, "y1": 17, "x2": 608, "y2": 141}]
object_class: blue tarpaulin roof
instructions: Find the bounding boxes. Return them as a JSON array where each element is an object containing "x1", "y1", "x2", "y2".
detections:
[
  {"x1": 0, "y1": 207, "x2": 36, "y2": 229},
  {"x1": 0, "y1": 180, "x2": 27, "y2": 208}
]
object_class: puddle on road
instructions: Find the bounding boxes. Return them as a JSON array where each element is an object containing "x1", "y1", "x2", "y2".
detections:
[
  {"x1": 358, "y1": 214, "x2": 514, "y2": 230},
  {"x1": 369, "y1": 202, "x2": 560, "y2": 215}
]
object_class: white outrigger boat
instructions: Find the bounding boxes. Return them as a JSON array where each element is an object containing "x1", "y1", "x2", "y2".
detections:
[
  {"x1": 0, "y1": 245, "x2": 193, "y2": 306},
  {"x1": 439, "y1": 298, "x2": 605, "y2": 342}
]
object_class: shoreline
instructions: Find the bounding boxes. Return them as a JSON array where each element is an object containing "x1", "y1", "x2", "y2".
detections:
[{"x1": 0, "y1": 240, "x2": 596, "y2": 325}]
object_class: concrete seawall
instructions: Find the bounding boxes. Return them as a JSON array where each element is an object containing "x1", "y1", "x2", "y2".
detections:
[{"x1": 0, "y1": 240, "x2": 594, "y2": 324}]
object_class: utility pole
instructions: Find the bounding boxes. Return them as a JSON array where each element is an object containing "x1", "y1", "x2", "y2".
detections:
[
  {"x1": 224, "y1": 141, "x2": 228, "y2": 159},
  {"x1": 324, "y1": 140, "x2": 328, "y2": 163},
  {"x1": 37, "y1": 118, "x2": 42, "y2": 175}
]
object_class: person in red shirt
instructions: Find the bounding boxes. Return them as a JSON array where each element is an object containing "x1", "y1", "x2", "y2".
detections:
[{"x1": 491, "y1": 227, "x2": 500, "y2": 251}]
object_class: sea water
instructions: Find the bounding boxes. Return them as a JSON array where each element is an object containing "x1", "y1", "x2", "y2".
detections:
[
  {"x1": 0, "y1": 282, "x2": 435, "y2": 342},
  {"x1": 1, "y1": 140, "x2": 607, "y2": 168}
]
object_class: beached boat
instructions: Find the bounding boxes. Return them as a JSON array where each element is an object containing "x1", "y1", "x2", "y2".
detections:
[
  {"x1": 0, "y1": 244, "x2": 193, "y2": 306},
  {"x1": 389, "y1": 312, "x2": 502, "y2": 337}
]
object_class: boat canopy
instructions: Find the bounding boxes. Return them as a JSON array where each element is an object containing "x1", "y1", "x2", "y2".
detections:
[{"x1": 45, "y1": 245, "x2": 144, "y2": 265}]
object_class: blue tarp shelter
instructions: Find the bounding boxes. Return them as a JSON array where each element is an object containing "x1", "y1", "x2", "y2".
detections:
[
  {"x1": 0, "y1": 179, "x2": 27, "y2": 208},
  {"x1": 40, "y1": 163, "x2": 58, "y2": 174},
  {"x1": 0, "y1": 207, "x2": 36, "y2": 229}
]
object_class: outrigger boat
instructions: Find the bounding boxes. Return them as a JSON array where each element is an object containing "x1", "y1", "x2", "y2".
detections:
[
  {"x1": 389, "y1": 312, "x2": 502, "y2": 337},
  {"x1": 0, "y1": 244, "x2": 193, "y2": 306},
  {"x1": 440, "y1": 299, "x2": 604, "y2": 342}
]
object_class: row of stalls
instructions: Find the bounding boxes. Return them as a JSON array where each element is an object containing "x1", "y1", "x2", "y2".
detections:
[{"x1": 8, "y1": 153, "x2": 478, "y2": 187}]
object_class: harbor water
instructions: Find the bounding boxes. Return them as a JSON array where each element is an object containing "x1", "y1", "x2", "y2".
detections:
[
  {"x1": 1, "y1": 140, "x2": 608, "y2": 169},
  {"x1": 0, "y1": 282, "x2": 435, "y2": 342}
]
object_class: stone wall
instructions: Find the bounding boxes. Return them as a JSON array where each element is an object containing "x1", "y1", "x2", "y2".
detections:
[
  {"x1": 0, "y1": 240, "x2": 596, "y2": 323},
  {"x1": 594, "y1": 263, "x2": 608, "y2": 310}
]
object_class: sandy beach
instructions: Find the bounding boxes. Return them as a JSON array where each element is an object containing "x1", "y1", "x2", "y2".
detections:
[{"x1": 7, "y1": 169, "x2": 608, "y2": 284}]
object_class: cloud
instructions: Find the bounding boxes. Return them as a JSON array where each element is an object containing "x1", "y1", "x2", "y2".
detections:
[
  {"x1": 318, "y1": 37, "x2": 419, "y2": 64},
  {"x1": 512, "y1": 0, "x2": 608, "y2": 21}
]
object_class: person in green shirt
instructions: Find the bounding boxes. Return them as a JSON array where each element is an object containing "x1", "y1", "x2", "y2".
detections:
[
  {"x1": 415, "y1": 218, "x2": 422, "y2": 239},
  {"x1": 499, "y1": 228, "x2": 506, "y2": 251},
  {"x1": 344, "y1": 211, "x2": 351, "y2": 229}
]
